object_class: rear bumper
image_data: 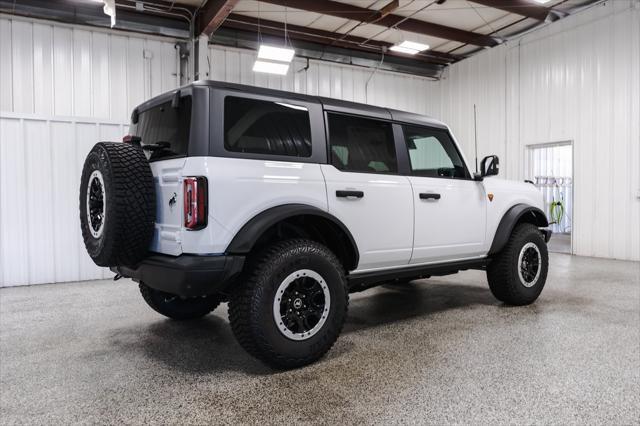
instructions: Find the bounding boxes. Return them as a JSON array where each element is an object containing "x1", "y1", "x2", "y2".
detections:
[
  {"x1": 541, "y1": 229, "x2": 553, "y2": 243},
  {"x1": 111, "y1": 254, "x2": 245, "y2": 298}
]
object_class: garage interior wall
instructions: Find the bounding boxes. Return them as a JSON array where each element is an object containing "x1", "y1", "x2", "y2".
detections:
[
  {"x1": 0, "y1": 17, "x2": 439, "y2": 287},
  {"x1": 0, "y1": 2, "x2": 637, "y2": 287},
  {"x1": 435, "y1": 1, "x2": 639, "y2": 261},
  {"x1": 205, "y1": 45, "x2": 440, "y2": 116},
  {"x1": 0, "y1": 16, "x2": 180, "y2": 287}
]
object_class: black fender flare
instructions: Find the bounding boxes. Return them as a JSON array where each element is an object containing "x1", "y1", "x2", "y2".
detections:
[
  {"x1": 225, "y1": 204, "x2": 360, "y2": 269},
  {"x1": 489, "y1": 204, "x2": 549, "y2": 255}
]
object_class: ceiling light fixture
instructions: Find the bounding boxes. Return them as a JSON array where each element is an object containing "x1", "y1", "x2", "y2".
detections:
[
  {"x1": 253, "y1": 44, "x2": 295, "y2": 75},
  {"x1": 532, "y1": 0, "x2": 552, "y2": 3},
  {"x1": 389, "y1": 40, "x2": 430, "y2": 55},
  {"x1": 253, "y1": 60, "x2": 290, "y2": 75},
  {"x1": 257, "y1": 45, "x2": 295, "y2": 63}
]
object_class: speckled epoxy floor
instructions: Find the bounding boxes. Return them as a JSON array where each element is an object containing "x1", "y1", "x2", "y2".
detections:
[{"x1": 1, "y1": 253, "x2": 639, "y2": 424}]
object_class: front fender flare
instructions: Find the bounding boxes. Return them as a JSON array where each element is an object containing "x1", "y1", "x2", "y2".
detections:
[{"x1": 489, "y1": 204, "x2": 549, "y2": 255}]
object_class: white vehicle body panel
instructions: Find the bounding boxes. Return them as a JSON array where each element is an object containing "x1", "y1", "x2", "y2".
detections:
[
  {"x1": 143, "y1": 95, "x2": 546, "y2": 271},
  {"x1": 409, "y1": 176, "x2": 486, "y2": 263},
  {"x1": 320, "y1": 164, "x2": 414, "y2": 271},
  {"x1": 149, "y1": 158, "x2": 186, "y2": 256},
  {"x1": 481, "y1": 177, "x2": 545, "y2": 252},
  {"x1": 179, "y1": 156, "x2": 328, "y2": 255}
]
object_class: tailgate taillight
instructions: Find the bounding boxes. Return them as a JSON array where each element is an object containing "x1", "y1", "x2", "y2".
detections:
[{"x1": 183, "y1": 177, "x2": 207, "y2": 230}]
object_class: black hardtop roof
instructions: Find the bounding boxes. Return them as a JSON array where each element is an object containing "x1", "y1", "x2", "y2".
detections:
[{"x1": 135, "y1": 80, "x2": 448, "y2": 129}]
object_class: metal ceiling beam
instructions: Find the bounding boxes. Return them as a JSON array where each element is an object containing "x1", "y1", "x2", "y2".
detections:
[
  {"x1": 259, "y1": 0, "x2": 500, "y2": 47},
  {"x1": 223, "y1": 14, "x2": 461, "y2": 65},
  {"x1": 197, "y1": 0, "x2": 238, "y2": 36},
  {"x1": 366, "y1": 0, "x2": 399, "y2": 24},
  {"x1": 197, "y1": 0, "x2": 240, "y2": 36},
  {"x1": 469, "y1": 0, "x2": 552, "y2": 21},
  {"x1": 212, "y1": 26, "x2": 444, "y2": 78},
  {"x1": 0, "y1": 0, "x2": 191, "y2": 38}
]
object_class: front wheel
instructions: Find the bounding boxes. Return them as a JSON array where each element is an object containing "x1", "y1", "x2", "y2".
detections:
[
  {"x1": 228, "y1": 239, "x2": 348, "y2": 369},
  {"x1": 487, "y1": 223, "x2": 549, "y2": 306}
]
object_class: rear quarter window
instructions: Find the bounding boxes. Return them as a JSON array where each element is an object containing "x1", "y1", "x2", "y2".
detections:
[
  {"x1": 132, "y1": 96, "x2": 192, "y2": 161},
  {"x1": 224, "y1": 96, "x2": 312, "y2": 157}
]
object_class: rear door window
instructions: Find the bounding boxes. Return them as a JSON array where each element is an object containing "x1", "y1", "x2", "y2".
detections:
[
  {"x1": 327, "y1": 113, "x2": 397, "y2": 174},
  {"x1": 132, "y1": 96, "x2": 192, "y2": 161},
  {"x1": 224, "y1": 96, "x2": 312, "y2": 157}
]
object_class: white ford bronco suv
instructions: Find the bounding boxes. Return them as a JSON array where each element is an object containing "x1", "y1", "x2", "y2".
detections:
[{"x1": 80, "y1": 80, "x2": 551, "y2": 369}]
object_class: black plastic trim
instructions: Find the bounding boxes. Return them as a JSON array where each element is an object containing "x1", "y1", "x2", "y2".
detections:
[
  {"x1": 348, "y1": 258, "x2": 489, "y2": 291},
  {"x1": 336, "y1": 190, "x2": 364, "y2": 198},
  {"x1": 489, "y1": 204, "x2": 550, "y2": 255},
  {"x1": 419, "y1": 193, "x2": 441, "y2": 200},
  {"x1": 226, "y1": 204, "x2": 360, "y2": 269},
  {"x1": 112, "y1": 254, "x2": 245, "y2": 298}
]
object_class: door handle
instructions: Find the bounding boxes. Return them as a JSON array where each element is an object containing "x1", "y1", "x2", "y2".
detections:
[
  {"x1": 419, "y1": 193, "x2": 441, "y2": 200},
  {"x1": 336, "y1": 190, "x2": 364, "y2": 198}
]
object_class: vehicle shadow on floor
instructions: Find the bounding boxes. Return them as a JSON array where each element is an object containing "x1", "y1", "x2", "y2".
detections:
[
  {"x1": 110, "y1": 280, "x2": 496, "y2": 375},
  {"x1": 343, "y1": 279, "x2": 496, "y2": 334}
]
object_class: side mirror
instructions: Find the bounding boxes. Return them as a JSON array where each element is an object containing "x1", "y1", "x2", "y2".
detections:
[{"x1": 480, "y1": 155, "x2": 499, "y2": 177}]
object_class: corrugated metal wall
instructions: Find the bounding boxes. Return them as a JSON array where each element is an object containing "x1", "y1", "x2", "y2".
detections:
[
  {"x1": 206, "y1": 45, "x2": 441, "y2": 115},
  {"x1": 0, "y1": 17, "x2": 440, "y2": 287},
  {"x1": 0, "y1": 16, "x2": 179, "y2": 287},
  {"x1": 1, "y1": 2, "x2": 637, "y2": 287},
  {"x1": 437, "y1": 1, "x2": 640, "y2": 261}
]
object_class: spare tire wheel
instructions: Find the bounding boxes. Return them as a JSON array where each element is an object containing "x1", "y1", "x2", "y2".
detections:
[{"x1": 79, "y1": 142, "x2": 156, "y2": 267}]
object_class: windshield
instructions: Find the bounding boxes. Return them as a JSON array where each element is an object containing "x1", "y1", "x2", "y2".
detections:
[{"x1": 131, "y1": 96, "x2": 192, "y2": 161}]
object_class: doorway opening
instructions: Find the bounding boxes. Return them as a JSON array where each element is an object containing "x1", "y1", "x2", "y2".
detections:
[{"x1": 526, "y1": 141, "x2": 573, "y2": 254}]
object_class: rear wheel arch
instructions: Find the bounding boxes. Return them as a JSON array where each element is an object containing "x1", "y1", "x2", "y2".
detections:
[
  {"x1": 226, "y1": 204, "x2": 360, "y2": 271},
  {"x1": 489, "y1": 204, "x2": 549, "y2": 255}
]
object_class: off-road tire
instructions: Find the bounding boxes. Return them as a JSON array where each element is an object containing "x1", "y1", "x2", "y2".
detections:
[
  {"x1": 139, "y1": 283, "x2": 222, "y2": 320},
  {"x1": 228, "y1": 239, "x2": 348, "y2": 369},
  {"x1": 487, "y1": 223, "x2": 549, "y2": 305},
  {"x1": 80, "y1": 142, "x2": 155, "y2": 267}
]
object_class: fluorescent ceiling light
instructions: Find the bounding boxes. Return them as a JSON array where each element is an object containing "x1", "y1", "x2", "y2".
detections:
[
  {"x1": 398, "y1": 40, "x2": 430, "y2": 51},
  {"x1": 252, "y1": 60, "x2": 290, "y2": 75},
  {"x1": 258, "y1": 45, "x2": 295, "y2": 63},
  {"x1": 533, "y1": 0, "x2": 552, "y2": 3},
  {"x1": 389, "y1": 40, "x2": 430, "y2": 55},
  {"x1": 389, "y1": 45, "x2": 421, "y2": 55}
]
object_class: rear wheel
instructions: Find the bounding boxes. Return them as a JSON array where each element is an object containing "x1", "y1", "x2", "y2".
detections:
[
  {"x1": 487, "y1": 223, "x2": 549, "y2": 305},
  {"x1": 228, "y1": 239, "x2": 348, "y2": 369},
  {"x1": 139, "y1": 283, "x2": 221, "y2": 320}
]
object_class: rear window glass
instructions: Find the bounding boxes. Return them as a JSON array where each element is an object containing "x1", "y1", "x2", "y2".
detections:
[
  {"x1": 132, "y1": 96, "x2": 192, "y2": 161},
  {"x1": 224, "y1": 96, "x2": 312, "y2": 157},
  {"x1": 328, "y1": 113, "x2": 397, "y2": 174}
]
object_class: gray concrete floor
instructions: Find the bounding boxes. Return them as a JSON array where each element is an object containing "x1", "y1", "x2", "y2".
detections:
[
  {"x1": 1, "y1": 254, "x2": 639, "y2": 425},
  {"x1": 548, "y1": 233, "x2": 571, "y2": 254}
]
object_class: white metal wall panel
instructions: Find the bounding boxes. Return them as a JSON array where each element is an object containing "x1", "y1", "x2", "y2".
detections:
[
  {"x1": 1, "y1": 3, "x2": 637, "y2": 288},
  {"x1": 206, "y1": 45, "x2": 441, "y2": 116},
  {"x1": 436, "y1": 1, "x2": 640, "y2": 261},
  {"x1": 0, "y1": 15, "x2": 178, "y2": 120},
  {"x1": 0, "y1": 16, "x2": 179, "y2": 286}
]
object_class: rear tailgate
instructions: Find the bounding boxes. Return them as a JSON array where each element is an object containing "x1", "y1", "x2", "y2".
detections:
[
  {"x1": 149, "y1": 159, "x2": 185, "y2": 256},
  {"x1": 130, "y1": 95, "x2": 193, "y2": 256}
]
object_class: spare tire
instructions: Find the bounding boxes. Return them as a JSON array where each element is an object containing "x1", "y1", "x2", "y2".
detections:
[{"x1": 79, "y1": 142, "x2": 156, "y2": 267}]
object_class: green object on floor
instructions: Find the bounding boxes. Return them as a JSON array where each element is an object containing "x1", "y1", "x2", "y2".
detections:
[{"x1": 550, "y1": 200, "x2": 564, "y2": 224}]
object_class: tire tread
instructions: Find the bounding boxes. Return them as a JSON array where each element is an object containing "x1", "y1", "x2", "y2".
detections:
[
  {"x1": 487, "y1": 223, "x2": 548, "y2": 306},
  {"x1": 228, "y1": 239, "x2": 348, "y2": 369}
]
